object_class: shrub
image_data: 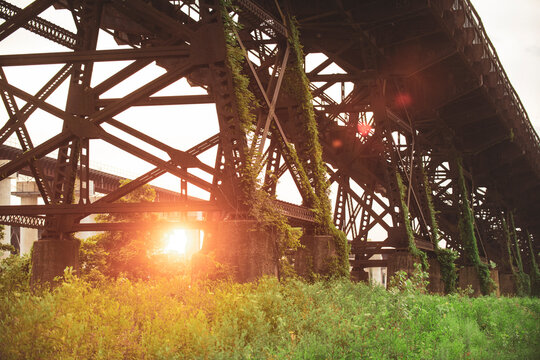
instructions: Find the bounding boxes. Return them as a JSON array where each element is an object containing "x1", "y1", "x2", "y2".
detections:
[{"x1": 0, "y1": 272, "x2": 539, "y2": 359}]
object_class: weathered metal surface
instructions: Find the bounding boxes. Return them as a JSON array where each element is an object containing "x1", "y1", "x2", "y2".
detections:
[{"x1": 0, "y1": 0, "x2": 537, "y2": 278}]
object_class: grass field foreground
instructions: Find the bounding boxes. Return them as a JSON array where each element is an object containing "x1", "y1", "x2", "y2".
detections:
[{"x1": 1, "y1": 268, "x2": 539, "y2": 360}]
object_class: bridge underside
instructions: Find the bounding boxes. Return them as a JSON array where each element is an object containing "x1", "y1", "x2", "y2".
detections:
[{"x1": 0, "y1": 0, "x2": 538, "y2": 287}]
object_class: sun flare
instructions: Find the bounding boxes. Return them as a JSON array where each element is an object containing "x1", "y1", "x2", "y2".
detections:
[{"x1": 163, "y1": 229, "x2": 188, "y2": 255}]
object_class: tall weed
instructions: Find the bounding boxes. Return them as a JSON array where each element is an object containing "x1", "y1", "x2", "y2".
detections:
[{"x1": 0, "y1": 271, "x2": 538, "y2": 359}]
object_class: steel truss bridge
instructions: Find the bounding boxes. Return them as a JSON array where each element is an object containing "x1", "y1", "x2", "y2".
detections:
[{"x1": 0, "y1": 0, "x2": 538, "y2": 278}]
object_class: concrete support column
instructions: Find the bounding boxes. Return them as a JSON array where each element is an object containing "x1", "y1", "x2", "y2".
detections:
[
  {"x1": 499, "y1": 273, "x2": 516, "y2": 296},
  {"x1": 20, "y1": 195, "x2": 39, "y2": 255},
  {"x1": 31, "y1": 238, "x2": 80, "y2": 286},
  {"x1": 0, "y1": 160, "x2": 14, "y2": 257},
  {"x1": 195, "y1": 221, "x2": 278, "y2": 282},
  {"x1": 427, "y1": 256, "x2": 444, "y2": 294},
  {"x1": 458, "y1": 266, "x2": 500, "y2": 296},
  {"x1": 387, "y1": 251, "x2": 417, "y2": 278},
  {"x1": 294, "y1": 235, "x2": 335, "y2": 278},
  {"x1": 13, "y1": 181, "x2": 40, "y2": 255}
]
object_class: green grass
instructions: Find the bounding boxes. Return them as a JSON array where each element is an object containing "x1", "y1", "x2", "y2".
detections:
[{"x1": 1, "y1": 267, "x2": 539, "y2": 360}]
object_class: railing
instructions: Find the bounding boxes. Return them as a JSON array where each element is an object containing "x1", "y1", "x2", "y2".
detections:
[
  {"x1": 431, "y1": 0, "x2": 540, "y2": 163},
  {"x1": 0, "y1": 214, "x2": 45, "y2": 229},
  {"x1": 0, "y1": 0, "x2": 77, "y2": 49},
  {"x1": 273, "y1": 199, "x2": 315, "y2": 223}
]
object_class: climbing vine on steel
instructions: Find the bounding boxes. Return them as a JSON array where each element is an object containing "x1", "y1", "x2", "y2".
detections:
[
  {"x1": 455, "y1": 157, "x2": 495, "y2": 295},
  {"x1": 507, "y1": 212, "x2": 531, "y2": 296},
  {"x1": 421, "y1": 166, "x2": 458, "y2": 293},
  {"x1": 282, "y1": 17, "x2": 349, "y2": 277},
  {"x1": 221, "y1": 1, "x2": 301, "y2": 268},
  {"x1": 396, "y1": 172, "x2": 428, "y2": 271}
]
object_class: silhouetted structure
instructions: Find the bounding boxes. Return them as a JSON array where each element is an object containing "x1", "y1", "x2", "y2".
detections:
[{"x1": 0, "y1": 0, "x2": 538, "y2": 289}]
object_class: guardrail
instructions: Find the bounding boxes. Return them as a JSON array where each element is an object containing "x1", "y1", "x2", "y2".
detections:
[{"x1": 431, "y1": 0, "x2": 540, "y2": 164}]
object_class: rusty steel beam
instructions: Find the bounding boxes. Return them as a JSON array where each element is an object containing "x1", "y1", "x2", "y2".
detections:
[
  {"x1": 0, "y1": 46, "x2": 191, "y2": 66},
  {"x1": 97, "y1": 95, "x2": 215, "y2": 107},
  {"x1": 0, "y1": 0, "x2": 55, "y2": 42},
  {"x1": 0, "y1": 201, "x2": 222, "y2": 216},
  {"x1": 71, "y1": 221, "x2": 209, "y2": 232},
  {"x1": 0, "y1": 0, "x2": 77, "y2": 49}
]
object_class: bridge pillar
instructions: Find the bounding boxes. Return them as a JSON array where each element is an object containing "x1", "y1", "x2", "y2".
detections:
[
  {"x1": 30, "y1": 238, "x2": 80, "y2": 286},
  {"x1": 13, "y1": 181, "x2": 40, "y2": 255},
  {"x1": 198, "y1": 221, "x2": 278, "y2": 282},
  {"x1": 498, "y1": 273, "x2": 516, "y2": 296},
  {"x1": 427, "y1": 255, "x2": 444, "y2": 294},
  {"x1": 458, "y1": 266, "x2": 500, "y2": 296},
  {"x1": 0, "y1": 160, "x2": 15, "y2": 258},
  {"x1": 294, "y1": 234, "x2": 335, "y2": 278}
]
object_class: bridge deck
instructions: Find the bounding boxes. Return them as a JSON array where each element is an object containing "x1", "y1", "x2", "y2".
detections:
[{"x1": 259, "y1": 0, "x2": 539, "y2": 235}]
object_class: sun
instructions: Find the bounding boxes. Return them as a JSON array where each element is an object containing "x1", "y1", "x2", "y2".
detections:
[{"x1": 163, "y1": 229, "x2": 189, "y2": 255}]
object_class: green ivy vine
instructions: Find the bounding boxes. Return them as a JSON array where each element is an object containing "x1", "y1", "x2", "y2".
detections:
[
  {"x1": 455, "y1": 157, "x2": 495, "y2": 295},
  {"x1": 508, "y1": 213, "x2": 531, "y2": 296},
  {"x1": 221, "y1": 1, "x2": 301, "y2": 271},
  {"x1": 421, "y1": 166, "x2": 458, "y2": 293},
  {"x1": 396, "y1": 172, "x2": 428, "y2": 271},
  {"x1": 281, "y1": 17, "x2": 349, "y2": 277}
]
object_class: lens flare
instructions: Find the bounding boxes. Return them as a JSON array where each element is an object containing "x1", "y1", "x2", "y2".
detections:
[
  {"x1": 357, "y1": 123, "x2": 372, "y2": 137},
  {"x1": 395, "y1": 93, "x2": 412, "y2": 107},
  {"x1": 163, "y1": 229, "x2": 188, "y2": 255}
]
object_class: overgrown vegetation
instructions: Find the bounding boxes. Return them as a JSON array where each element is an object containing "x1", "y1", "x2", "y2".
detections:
[
  {"x1": 220, "y1": 1, "x2": 302, "y2": 273},
  {"x1": 502, "y1": 214, "x2": 531, "y2": 297},
  {"x1": 421, "y1": 166, "x2": 458, "y2": 293},
  {"x1": 395, "y1": 172, "x2": 428, "y2": 271},
  {"x1": 455, "y1": 157, "x2": 495, "y2": 295},
  {"x1": 79, "y1": 181, "x2": 189, "y2": 280},
  {"x1": 1, "y1": 266, "x2": 539, "y2": 360},
  {"x1": 526, "y1": 231, "x2": 540, "y2": 297},
  {"x1": 220, "y1": 5, "x2": 347, "y2": 277},
  {"x1": 281, "y1": 17, "x2": 349, "y2": 277}
]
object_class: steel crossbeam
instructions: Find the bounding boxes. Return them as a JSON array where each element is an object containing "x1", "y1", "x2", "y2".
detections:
[{"x1": 0, "y1": 0, "x2": 537, "y2": 279}]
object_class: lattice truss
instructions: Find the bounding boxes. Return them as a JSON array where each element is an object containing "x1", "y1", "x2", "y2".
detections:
[
  {"x1": 0, "y1": 0, "x2": 538, "y2": 270},
  {"x1": 0, "y1": 0, "x2": 484, "y2": 246},
  {"x1": 0, "y1": 0, "x2": 329, "y2": 235}
]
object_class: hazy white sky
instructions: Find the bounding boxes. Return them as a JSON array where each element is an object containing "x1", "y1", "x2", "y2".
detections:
[{"x1": 471, "y1": 0, "x2": 540, "y2": 133}]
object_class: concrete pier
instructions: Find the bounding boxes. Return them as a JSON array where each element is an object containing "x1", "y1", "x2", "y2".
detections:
[
  {"x1": 499, "y1": 273, "x2": 516, "y2": 296},
  {"x1": 458, "y1": 266, "x2": 500, "y2": 296},
  {"x1": 197, "y1": 221, "x2": 278, "y2": 282},
  {"x1": 294, "y1": 234, "x2": 335, "y2": 278},
  {"x1": 0, "y1": 160, "x2": 15, "y2": 257},
  {"x1": 12, "y1": 181, "x2": 40, "y2": 255},
  {"x1": 30, "y1": 238, "x2": 80, "y2": 286}
]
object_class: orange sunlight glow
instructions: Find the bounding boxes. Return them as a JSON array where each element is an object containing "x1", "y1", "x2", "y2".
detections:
[{"x1": 163, "y1": 229, "x2": 189, "y2": 255}]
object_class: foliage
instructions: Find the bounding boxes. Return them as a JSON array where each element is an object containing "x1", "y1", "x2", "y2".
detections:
[
  {"x1": 281, "y1": 17, "x2": 349, "y2": 276},
  {"x1": 502, "y1": 215, "x2": 531, "y2": 297},
  {"x1": 509, "y1": 212, "x2": 531, "y2": 296},
  {"x1": 436, "y1": 247, "x2": 459, "y2": 293},
  {"x1": 0, "y1": 243, "x2": 15, "y2": 254},
  {"x1": 388, "y1": 262, "x2": 430, "y2": 294},
  {"x1": 80, "y1": 180, "x2": 170, "y2": 280},
  {"x1": 421, "y1": 165, "x2": 458, "y2": 293},
  {"x1": 0, "y1": 254, "x2": 31, "y2": 295},
  {"x1": 1, "y1": 274, "x2": 539, "y2": 359},
  {"x1": 455, "y1": 157, "x2": 495, "y2": 295},
  {"x1": 396, "y1": 172, "x2": 428, "y2": 271},
  {"x1": 526, "y1": 231, "x2": 540, "y2": 297}
]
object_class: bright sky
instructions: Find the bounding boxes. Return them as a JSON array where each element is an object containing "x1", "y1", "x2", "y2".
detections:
[
  {"x1": 0, "y1": 0, "x2": 538, "y2": 202},
  {"x1": 470, "y1": 0, "x2": 540, "y2": 134}
]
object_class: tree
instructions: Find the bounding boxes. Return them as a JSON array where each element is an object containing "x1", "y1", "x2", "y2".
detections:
[{"x1": 80, "y1": 180, "x2": 167, "y2": 279}]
